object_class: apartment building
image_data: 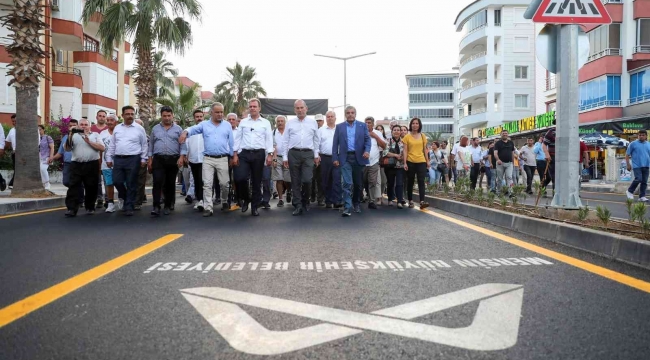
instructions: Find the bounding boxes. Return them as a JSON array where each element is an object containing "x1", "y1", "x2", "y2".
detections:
[
  {"x1": 454, "y1": 0, "x2": 537, "y2": 138},
  {"x1": 0, "y1": 0, "x2": 135, "y2": 124},
  {"x1": 404, "y1": 72, "x2": 459, "y2": 136},
  {"x1": 537, "y1": 0, "x2": 650, "y2": 135}
]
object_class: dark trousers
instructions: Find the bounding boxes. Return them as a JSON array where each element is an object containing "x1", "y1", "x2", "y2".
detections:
[
  {"x1": 9, "y1": 152, "x2": 15, "y2": 186},
  {"x1": 406, "y1": 161, "x2": 427, "y2": 202},
  {"x1": 312, "y1": 163, "x2": 323, "y2": 202},
  {"x1": 386, "y1": 167, "x2": 404, "y2": 202},
  {"x1": 288, "y1": 149, "x2": 314, "y2": 207},
  {"x1": 263, "y1": 165, "x2": 272, "y2": 203},
  {"x1": 152, "y1": 155, "x2": 179, "y2": 208},
  {"x1": 136, "y1": 165, "x2": 147, "y2": 205},
  {"x1": 65, "y1": 160, "x2": 100, "y2": 211},
  {"x1": 470, "y1": 163, "x2": 481, "y2": 190},
  {"x1": 63, "y1": 162, "x2": 85, "y2": 201},
  {"x1": 113, "y1": 155, "x2": 141, "y2": 211},
  {"x1": 96, "y1": 172, "x2": 103, "y2": 202},
  {"x1": 537, "y1": 159, "x2": 553, "y2": 189},
  {"x1": 524, "y1": 165, "x2": 536, "y2": 191},
  {"x1": 189, "y1": 162, "x2": 204, "y2": 203},
  {"x1": 629, "y1": 167, "x2": 650, "y2": 198},
  {"x1": 320, "y1": 155, "x2": 342, "y2": 205},
  {"x1": 234, "y1": 149, "x2": 265, "y2": 208}
]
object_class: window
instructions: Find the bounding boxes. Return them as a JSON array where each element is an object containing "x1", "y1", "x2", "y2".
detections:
[
  {"x1": 421, "y1": 124, "x2": 453, "y2": 133},
  {"x1": 409, "y1": 93, "x2": 454, "y2": 103},
  {"x1": 515, "y1": 94, "x2": 529, "y2": 109},
  {"x1": 56, "y1": 49, "x2": 63, "y2": 66},
  {"x1": 638, "y1": 19, "x2": 650, "y2": 46},
  {"x1": 630, "y1": 70, "x2": 650, "y2": 105},
  {"x1": 514, "y1": 37, "x2": 529, "y2": 52},
  {"x1": 579, "y1": 75, "x2": 621, "y2": 111},
  {"x1": 546, "y1": 101, "x2": 556, "y2": 112},
  {"x1": 408, "y1": 77, "x2": 454, "y2": 88},
  {"x1": 514, "y1": 66, "x2": 528, "y2": 80},
  {"x1": 463, "y1": 10, "x2": 487, "y2": 36},
  {"x1": 408, "y1": 108, "x2": 454, "y2": 118},
  {"x1": 586, "y1": 24, "x2": 621, "y2": 61},
  {"x1": 494, "y1": 10, "x2": 501, "y2": 26}
]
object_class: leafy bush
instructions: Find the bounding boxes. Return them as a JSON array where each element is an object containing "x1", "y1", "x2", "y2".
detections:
[
  {"x1": 632, "y1": 202, "x2": 647, "y2": 224},
  {"x1": 577, "y1": 206, "x2": 590, "y2": 221},
  {"x1": 596, "y1": 206, "x2": 611, "y2": 229}
]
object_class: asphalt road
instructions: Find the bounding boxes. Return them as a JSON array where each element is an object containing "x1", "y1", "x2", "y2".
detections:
[{"x1": 1, "y1": 196, "x2": 650, "y2": 360}]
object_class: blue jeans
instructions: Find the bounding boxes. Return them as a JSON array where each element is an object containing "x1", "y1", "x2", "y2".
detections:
[
  {"x1": 112, "y1": 155, "x2": 141, "y2": 211},
  {"x1": 629, "y1": 167, "x2": 649, "y2": 198},
  {"x1": 428, "y1": 167, "x2": 439, "y2": 185},
  {"x1": 341, "y1": 153, "x2": 364, "y2": 211}
]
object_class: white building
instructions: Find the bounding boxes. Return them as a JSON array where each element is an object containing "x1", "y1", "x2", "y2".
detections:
[
  {"x1": 454, "y1": 0, "x2": 537, "y2": 137},
  {"x1": 404, "y1": 72, "x2": 459, "y2": 136}
]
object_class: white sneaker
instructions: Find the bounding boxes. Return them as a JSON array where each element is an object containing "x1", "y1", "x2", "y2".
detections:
[
  {"x1": 194, "y1": 200, "x2": 205, "y2": 211},
  {"x1": 105, "y1": 203, "x2": 115, "y2": 213},
  {"x1": 44, "y1": 182, "x2": 51, "y2": 190},
  {"x1": 627, "y1": 191, "x2": 635, "y2": 200},
  {"x1": 117, "y1": 199, "x2": 124, "y2": 210},
  {"x1": 640, "y1": 197, "x2": 649, "y2": 202}
]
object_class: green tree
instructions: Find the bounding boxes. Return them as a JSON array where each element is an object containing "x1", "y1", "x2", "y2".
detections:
[
  {"x1": 82, "y1": 0, "x2": 202, "y2": 129},
  {"x1": 215, "y1": 62, "x2": 267, "y2": 117},
  {"x1": 130, "y1": 51, "x2": 178, "y2": 97},
  {"x1": 0, "y1": 0, "x2": 49, "y2": 196},
  {"x1": 424, "y1": 132, "x2": 443, "y2": 143},
  {"x1": 155, "y1": 83, "x2": 200, "y2": 128},
  {"x1": 209, "y1": 87, "x2": 236, "y2": 116}
]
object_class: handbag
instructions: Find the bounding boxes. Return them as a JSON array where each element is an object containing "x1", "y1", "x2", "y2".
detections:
[
  {"x1": 380, "y1": 139, "x2": 399, "y2": 168},
  {"x1": 433, "y1": 150, "x2": 447, "y2": 173}
]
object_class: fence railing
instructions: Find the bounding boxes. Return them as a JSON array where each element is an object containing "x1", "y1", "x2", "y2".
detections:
[
  {"x1": 546, "y1": 76, "x2": 556, "y2": 91},
  {"x1": 633, "y1": 45, "x2": 650, "y2": 54},
  {"x1": 629, "y1": 94, "x2": 650, "y2": 106},
  {"x1": 461, "y1": 79, "x2": 487, "y2": 91},
  {"x1": 461, "y1": 23, "x2": 487, "y2": 41},
  {"x1": 52, "y1": 64, "x2": 81, "y2": 76},
  {"x1": 460, "y1": 51, "x2": 487, "y2": 67},
  {"x1": 587, "y1": 48, "x2": 621, "y2": 62},
  {"x1": 579, "y1": 100, "x2": 622, "y2": 111}
]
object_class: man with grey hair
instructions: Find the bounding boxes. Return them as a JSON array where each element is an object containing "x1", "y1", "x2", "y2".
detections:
[
  {"x1": 282, "y1": 100, "x2": 320, "y2": 215},
  {"x1": 272, "y1": 115, "x2": 291, "y2": 207},
  {"x1": 180, "y1": 102, "x2": 234, "y2": 216},
  {"x1": 63, "y1": 118, "x2": 105, "y2": 217},
  {"x1": 319, "y1": 110, "x2": 341, "y2": 208},
  {"x1": 332, "y1": 105, "x2": 371, "y2": 216},
  {"x1": 311, "y1": 113, "x2": 325, "y2": 206}
]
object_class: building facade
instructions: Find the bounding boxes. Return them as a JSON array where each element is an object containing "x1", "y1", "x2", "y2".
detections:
[
  {"x1": 454, "y1": 0, "x2": 537, "y2": 137},
  {"x1": 0, "y1": 0, "x2": 135, "y2": 124},
  {"x1": 404, "y1": 72, "x2": 459, "y2": 136}
]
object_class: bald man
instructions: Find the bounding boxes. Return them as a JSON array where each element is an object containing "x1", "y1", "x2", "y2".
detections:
[{"x1": 282, "y1": 100, "x2": 320, "y2": 215}]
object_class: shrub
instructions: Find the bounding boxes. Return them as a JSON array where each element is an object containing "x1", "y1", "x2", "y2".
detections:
[
  {"x1": 596, "y1": 206, "x2": 611, "y2": 229},
  {"x1": 577, "y1": 206, "x2": 590, "y2": 221}
]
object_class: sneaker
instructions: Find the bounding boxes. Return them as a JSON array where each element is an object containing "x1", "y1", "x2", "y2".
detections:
[
  {"x1": 86, "y1": 209, "x2": 95, "y2": 215},
  {"x1": 262, "y1": 202, "x2": 271, "y2": 209},
  {"x1": 627, "y1": 191, "x2": 635, "y2": 200},
  {"x1": 277, "y1": 200, "x2": 285, "y2": 207},
  {"x1": 163, "y1": 207, "x2": 171, "y2": 215},
  {"x1": 222, "y1": 203, "x2": 230, "y2": 211},
  {"x1": 117, "y1": 199, "x2": 124, "y2": 210},
  {"x1": 342, "y1": 209, "x2": 352, "y2": 217},
  {"x1": 105, "y1": 203, "x2": 116, "y2": 213},
  {"x1": 194, "y1": 200, "x2": 205, "y2": 211},
  {"x1": 397, "y1": 203, "x2": 403, "y2": 209},
  {"x1": 64, "y1": 210, "x2": 77, "y2": 217},
  {"x1": 203, "y1": 210, "x2": 213, "y2": 217},
  {"x1": 640, "y1": 197, "x2": 649, "y2": 202},
  {"x1": 134, "y1": 204, "x2": 142, "y2": 210}
]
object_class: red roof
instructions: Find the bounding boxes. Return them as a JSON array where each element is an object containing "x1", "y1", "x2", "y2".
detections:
[
  {"x1": 174, "y1": 76, "x2": 197, "y2": 88},
  {"x1": 201, "y1": 91, "x2": 214, "y2": 100}
]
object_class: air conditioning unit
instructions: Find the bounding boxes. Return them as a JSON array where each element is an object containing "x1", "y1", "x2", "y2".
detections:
[{"x1": 51, "y1": 0, "x2": 59, "y2": 11}]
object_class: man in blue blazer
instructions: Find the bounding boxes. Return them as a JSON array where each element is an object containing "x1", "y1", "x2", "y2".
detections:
[{"x1": 332, "y1": 106, "x2": 371, "y2": 216}]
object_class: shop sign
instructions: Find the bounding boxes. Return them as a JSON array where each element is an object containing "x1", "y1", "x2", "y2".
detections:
[
  {"x1": 621, "y1": 122, "x2": 645, "y2": 134},
  {"x1": 482, "y1": 110, "x2": 556, "y2": 138}
]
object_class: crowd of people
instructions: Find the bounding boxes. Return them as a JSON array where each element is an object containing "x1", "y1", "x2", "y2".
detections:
[{"x1": 11, "y1": 100, "x2": 647, "y2": 218}]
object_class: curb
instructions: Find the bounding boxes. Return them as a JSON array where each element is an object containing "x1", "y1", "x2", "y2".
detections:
[
  {"x1": 581, "y1": 186, "x2": 616, "y2": 194},
  {"x1": 426, "y1": 196, "x2": 650, "y2": 270},
  {"x1": 0, "y1": 197, "x2": 66, "y2": 216}
]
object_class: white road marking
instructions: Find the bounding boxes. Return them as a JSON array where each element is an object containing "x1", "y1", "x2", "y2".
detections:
[{"x1": 180, "y1": 284, "x2": 524, "y2": 355}]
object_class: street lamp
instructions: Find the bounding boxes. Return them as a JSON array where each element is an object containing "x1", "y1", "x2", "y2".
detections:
[{"x1": 314, "y1": 52, "x2": 376, "y2": 109}]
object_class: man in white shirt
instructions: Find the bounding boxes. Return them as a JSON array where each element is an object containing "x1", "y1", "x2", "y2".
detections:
[
  {"x1": 319, "y1": 111, "x2": 341, "y2": 208},
  {"x1": 272, "y1": 115, "x2": 291, "y2": 207},
  {"x1": 363, "y1": 116, "x2": 386, "y2": 208},
  {"x1": 64, "y1": 119, "x2": 105, "y2": 217},
  {"x1": 5, "y1": 114, "x2": 16, "y2": 188},
  {"x1": 469, "y1": 137, "x2": 484, "y2": 190},
  {"x1": 99, "y1": 115, "x2": 118, "y2": 212},
  {"x1": 233, "y1": 98, "x2": 273, "y2": 216},
  {"x1": 452, "y1": 136, "x2": 470, "y2": 179},
  {"x1": 282, "y1": 99, "x2": 320, "y2": 215},
  {"x1": 311, "y1": 114, "x2": 325, "y2": 206},
  {"x1": 180, "y1": 109, "x2": 205, "y2": 211},
  {"x1": 519, "y1": 137, "x2": 537, "y2": 194}
]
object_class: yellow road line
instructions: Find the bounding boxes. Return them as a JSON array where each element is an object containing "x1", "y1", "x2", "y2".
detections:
[
  {"x1": 0, "y1": 234, "x2": 183, "y2": 328},
  {"x1": 419, "y1": 207, "x2": 650, "y2": 294},
  {"x1": 0, "y1": 207, "x2": 66, "y2": 219}
]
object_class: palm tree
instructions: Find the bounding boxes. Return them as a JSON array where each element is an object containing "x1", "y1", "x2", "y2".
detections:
[
  {"x1": 1, "y1": 0, "x2": 49, "y2": 196},
  {"x1": 131, "y1": 51, "x2": 178, "y2": 97},
  {"x1": 82, "y1": 0, "x2": 202, "y2": 129},
  {"x1": 155, "y1": 83, "x2": 200, "y2": 128},
  {"x1": 210, "y1": 87, "x2": 236, "y2": 115},
  {"x1": 215, "y1": 63, "x2": 267, "y2": 117}
]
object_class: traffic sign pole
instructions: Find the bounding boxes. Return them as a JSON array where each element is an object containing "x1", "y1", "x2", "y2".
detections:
[{"x1": 551, "y1": 24, "x2": 583, "y2": 209}]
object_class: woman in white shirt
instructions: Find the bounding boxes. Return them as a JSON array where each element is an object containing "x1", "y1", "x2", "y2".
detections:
[{"x1": 428, "y1": 141, "x2": 446, "y2": 188}]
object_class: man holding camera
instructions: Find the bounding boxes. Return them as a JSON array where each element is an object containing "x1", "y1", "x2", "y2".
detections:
[{"x1": 64, "y1": 119, "x2": 105, "y2": 217}]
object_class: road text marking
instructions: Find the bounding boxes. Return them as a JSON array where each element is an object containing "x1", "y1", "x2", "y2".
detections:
[{"x1": 0, "y1": 234, "x2": 184, "y2": 328}]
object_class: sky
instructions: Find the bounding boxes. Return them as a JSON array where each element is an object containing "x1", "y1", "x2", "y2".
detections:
[{"x1": 127, "y1": 0, "x2": 471, "y2": 121}]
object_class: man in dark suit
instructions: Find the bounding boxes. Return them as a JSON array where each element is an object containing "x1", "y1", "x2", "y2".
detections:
[{"x1": 332, "y1": 105, "x2": 371, "y2": 217}]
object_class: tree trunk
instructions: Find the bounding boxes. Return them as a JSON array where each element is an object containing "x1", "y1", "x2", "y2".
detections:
[
  {"x1": 12, "y1": 87, "x2": 46, "y2": 196},
  {"x1": 135, "y1": 47, "x2": 155, "y2": 130}
]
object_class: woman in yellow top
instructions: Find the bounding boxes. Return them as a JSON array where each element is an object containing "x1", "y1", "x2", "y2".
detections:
[{"x1": 402, "y1": 118, "x2": 430, "y2": 209}]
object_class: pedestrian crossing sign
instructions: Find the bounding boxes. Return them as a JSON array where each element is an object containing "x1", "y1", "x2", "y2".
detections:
[{"x1": 533, "y1": 0, "x2": 612, "y2": 24}]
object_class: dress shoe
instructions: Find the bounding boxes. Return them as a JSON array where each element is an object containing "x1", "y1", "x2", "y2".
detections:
[
  {"x1": 203, "y1": 210, "x2": 213, "y2": 217},
  {"x1": 222, "y1": 203, "x2": 230, "y2": 211},
  {"x1": 286, "y1": 193, "x2": 292, "y2": 203},
  {"x1": 64, "y1": 210, "x2": 77, "y2": 217},
  {"x1": 241, "y1": 201, "x2": 249, "y2": 213},
  {"x1": 262, "y1": 202, "x2": 271, "y2": 209},
  {"x1": 163, "y1": 207, "x2": 171, "y2": 215},
  {"x1": 368, "y1": 202, "x2": 377, "y2": 210},
  {"x1": 185, "y1": 195, "x2": 193, "y2": 204},
  {"x1": 292, "y1": 206, "x2": 304, "y2": 216},
  {"x1": 251, "y1": 207, "x2": 260, "y2": 216},
  {"x1": 151, "y1": 207, "x2": 161, "y2": 216}
]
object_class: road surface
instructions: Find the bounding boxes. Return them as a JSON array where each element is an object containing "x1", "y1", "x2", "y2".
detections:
[{"x1": 1, "y1": 197, "x2": 649, "y2": 359}]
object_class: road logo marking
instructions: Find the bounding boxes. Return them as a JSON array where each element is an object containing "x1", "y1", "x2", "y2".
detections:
[{"x1": 181, "y1": 283, "x2": 523, "y2": 355}]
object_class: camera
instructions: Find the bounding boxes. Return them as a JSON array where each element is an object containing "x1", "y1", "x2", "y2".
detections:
[{"x1": 70, "y1": 128, "x2": 85, "y2": 134}]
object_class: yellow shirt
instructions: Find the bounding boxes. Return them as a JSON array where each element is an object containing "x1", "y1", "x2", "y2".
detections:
[{"x1": 403, "y1": 133, "x2": 427, "y2": 163}]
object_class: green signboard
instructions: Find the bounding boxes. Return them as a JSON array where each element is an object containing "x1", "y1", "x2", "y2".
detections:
[{"x1": 481, "y1": 110, "x2": 556, "y2": 138}]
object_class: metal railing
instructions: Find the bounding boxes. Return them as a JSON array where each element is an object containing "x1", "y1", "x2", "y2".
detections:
[
  {"x1": 83, "y1": 35, "x2": 118, "y2": 62},
  {"x1": 586, "y1": 48, "x2": 621, "y2": 62},
  {"x1": 460, "y1": 51, "x2": 487, "y2": 67},
  {"x1": 52, "y1": 64, "x2": 81, "y2": 76},
  {"x1": 546, "y1": 76, "x2": 556, "y2": 91},
  {"x1": 579, "y1": 100, "x2": 622, "y2": 111},
  {"x1": 602, "y1": 0, "x2": 622, "y2": 4},
  {"x1": 460, "y1": 107, "x2": 487, "y2": 119},
  {"x1": 461, "y1": 23, "x2": 487, "y2": 41},
  {"x1": 629, "y1": 94, "x2": 650, "y2": 105},
  {"x1": 633, "y1": 45, "x2": 650, "y2": 54},
  {"x1": 461, "y1": 79, "x2": 487, "y2": 91}
]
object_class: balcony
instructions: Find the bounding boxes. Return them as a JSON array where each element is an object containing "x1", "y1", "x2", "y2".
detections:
[
  {"x1": 51, "y1": 18, "x2": 83, "y2": 51},
  {"x1": 73, "y1": 35, "x2": 119, "y2": 72},
  {"x1": 52, "y1": 64, "x2": 82, "y2": 89},
  {"x1": 579, "y1": 100, "x2": 622, "y2": 112},
  {"x1": 459, "y1": 24, "x2": 487, "y2": 53},
  {"x1": 460, "y1": 79, "x2": 488, "y2": 103},
  {"x1": 586, "y1": 48, "x2": 621, "y2": 63},
  {"x1": 459, "y1": 108, "x2": 487, "y2": 129},
  {"x1": 459, "y1": 51, "x2": 487, "y2": 78},
  {"x1": 545, "y1": 76, "x2": 556, "y2": 91},
  {"x1": 629, "y1": 94, "x2": 650, "y2": 106}
]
